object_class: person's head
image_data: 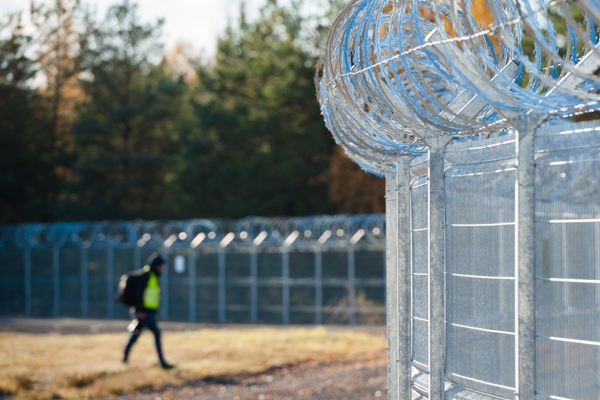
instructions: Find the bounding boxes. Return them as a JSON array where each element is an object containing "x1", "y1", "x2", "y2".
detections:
[{"x1": 147, "y1": 253, "x2": 165, "y2": 276}]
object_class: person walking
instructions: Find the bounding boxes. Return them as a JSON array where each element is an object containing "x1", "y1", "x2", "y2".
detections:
[{"x1": 122, "y1": 253, "x2": 175, "y2": 369}]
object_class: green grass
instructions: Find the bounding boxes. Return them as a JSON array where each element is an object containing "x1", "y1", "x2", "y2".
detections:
[{"x1": 0, "y1": 326, "x2": 386, "y2": 399}]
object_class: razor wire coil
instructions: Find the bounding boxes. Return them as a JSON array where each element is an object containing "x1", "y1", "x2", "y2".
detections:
[
  {"x1": 0, "y1": 215, "x2": 386, "y2": 249},
  {"x1": 316, "y1": 0, "x2": 600, "y2": 174}
]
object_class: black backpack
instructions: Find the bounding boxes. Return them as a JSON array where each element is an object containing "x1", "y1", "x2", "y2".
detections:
[{"x1": 115, "y1": 268, "x2": 148, "y2": 307}]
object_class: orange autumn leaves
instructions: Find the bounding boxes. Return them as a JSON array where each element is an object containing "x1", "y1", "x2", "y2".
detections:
[
  {"x1": 377, "y1": 0, "x2": 498, "y2": 52},
  {"x1": 373, "y1": 0, "x2": 499, "y2": 80}
]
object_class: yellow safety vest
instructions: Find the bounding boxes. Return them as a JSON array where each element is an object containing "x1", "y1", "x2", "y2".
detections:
[{"x1": 143, "y1": 270, "x2": 161, "y2": 310}]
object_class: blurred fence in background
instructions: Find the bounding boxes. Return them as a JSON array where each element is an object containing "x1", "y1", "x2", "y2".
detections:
[{"x1": 0, "y1": 214, "x2": 386, "y2": 325}]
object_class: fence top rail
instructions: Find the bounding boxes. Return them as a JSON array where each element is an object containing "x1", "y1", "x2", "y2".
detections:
[{"x1": 0, "y1": 214, "x2": 386, "y2": 250}]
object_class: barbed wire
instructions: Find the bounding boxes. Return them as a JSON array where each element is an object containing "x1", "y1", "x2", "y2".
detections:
[
  {"x1": 316, "y1": 0, "x2": 600, "y2": 173},
  {"x1": 0, "y1": 215, "x2": 386, "y2": 249}
]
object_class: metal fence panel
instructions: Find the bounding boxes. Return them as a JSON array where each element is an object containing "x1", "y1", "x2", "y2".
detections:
[
  {"x1": 410, "y1": 158, "x2": 430, "y2": 392},
  {"x1": 400, "y1": 121, "x2": 600, "y2": 398},
  {"x1": 444, "y1": 135, "x2": 517, "y2": 396},
  {"x1": 59, "y1": 245, "x2": 83, "y2": 318},
  {"x1": 0, "y1": 248, "x2": 24, "y2": 316},
  {"x1": 534, "y1": 121, "x2": 600, "y2": 399}
]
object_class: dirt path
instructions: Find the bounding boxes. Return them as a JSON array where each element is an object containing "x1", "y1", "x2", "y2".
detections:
[{"x1": 105, "y1": 359, "x2": 387, "y2": 400}]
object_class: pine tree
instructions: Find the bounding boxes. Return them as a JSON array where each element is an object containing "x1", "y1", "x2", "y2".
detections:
[
  {"x1": 0, "y1": 13, "x2": 49, "y2": 223},
  {"x1": 67, "y1": 0, "x2": 184, "y2": 220},
  {"x1": 170, "y1": 0, "x2": 338, "y2": 218}
]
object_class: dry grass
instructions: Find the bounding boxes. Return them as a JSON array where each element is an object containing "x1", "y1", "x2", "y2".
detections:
[{"x1": 0, "y1": 326, "x2": 386, "y2": 399}]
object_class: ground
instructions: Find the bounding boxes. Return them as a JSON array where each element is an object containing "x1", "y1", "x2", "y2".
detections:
[
  {"x1": 0, "y1": 318, "x2": 387, "y2": 400},
  {"x1": 105, "y1": 359, "x2": 387, "y2": 400}
]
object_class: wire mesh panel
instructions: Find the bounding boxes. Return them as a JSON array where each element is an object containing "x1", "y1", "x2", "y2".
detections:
[
  {"x1": 535, "y1": 121, "x2": 600, "y2": 399},
  {"x1": 87, "y1": 246, "x2": 109, "y2": 319},
  {"x1": 400, "y1": 125, "x2": 600, "y2": 399},
  {"x1": 354, "y1": 249, "x2": 385, "y2": 324},
  {"x1": 289, "y1": 250, "x2": 317, "y2": 324},
  {"x1": 256, "y1": 250, "x2": 283, "y2": 324},
  {"x1": 195, "y1": 249, "x2": 220, "y2": 323},
  {"x1": 165, "y1": 250, "x2": 191, "y2": 322},
  {"x1": 224, "y1": 250, "x2": 252, "y2": 323},
  {"x1": 30, "y1": 248, "x2": 55, "y2": 317},
  {"x1": 58, "y1": 244, "x2": 83, "y2": 318},
  {"x1": 0, "y1": 247, "x2": 25, "y2": 316},
  {"x1": 112, "y1": 247, "x2": 136, "y2": 320},
  {"x1": 444, "y1": 135, "x2": 517, "y2": 397},
  {"x1": 322, "y1": 250, "x2": 351, "y2": 324},
  {"x1": 410, "y1": 156, "x2": 430, "y2": 388}
]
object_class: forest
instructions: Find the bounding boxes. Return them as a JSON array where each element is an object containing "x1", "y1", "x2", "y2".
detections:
[{"x1": 0, "y1": 0, "x2": 385, "y2": 225}]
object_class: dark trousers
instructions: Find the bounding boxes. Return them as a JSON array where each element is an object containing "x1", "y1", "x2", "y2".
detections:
[{"x1": 123, "y1": 310, "x2": 167, "y2": 366}]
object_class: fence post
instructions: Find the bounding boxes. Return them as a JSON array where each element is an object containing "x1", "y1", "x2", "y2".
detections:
[
  {"x1": 161, "y1": 250, "x2": 169, "y2": 321},
  {"x1": 82, "y1": 244, "x2": 88, "y2": 318},
  {"x1": 107, "y1": 245, "x2": 114, "y2": 319},
  {"x1": 218, "y1": 249, "x2": 226, "y2": 323},
  {"x1": 398, "y1": 157, "x2": 413, "y2": 399},
  {"x1": 512, "y1": 115, "x2": 545, "y2": 399},
  {"x1": 53, "y1": 247, "x2": 60, "y2": 317},
  {"x1": 315, "y1": 248, "x2": 323, "y2": 324},
  {"x1": 385, "y1": 164, "x2": 400, "y2": 400},
  {"x1": 282, "y1": 249, "x2": 290, "y2": 324},
  {"x1": 597, "y1": 222, "x2": 600, "y2": 395},
  {"x1": 347, "y1": 246, "x2": 355, "y2": 325},
  {"x1": 251, "y1": 249, "x2": 258, "y2": 323},
  {"x1": 189, "y1": 249, "x2": 196, "y2": 322},
  {"x1": 596, "y1": 223, "x2": 600, "y2": 306},
  {"x1": 25, "y1": 248, "x2": 31, "y2": 316},
  {"x1": 426, "y1": 138, "x2": 452, "y2": 400},
  {"x1": 385, "y1": 157, "x2": 413, "y2": 399}
]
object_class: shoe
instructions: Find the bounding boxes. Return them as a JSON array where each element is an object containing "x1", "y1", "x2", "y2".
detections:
[{"x1": 161, "y1": 362, "x2": 176, "y2": 370}]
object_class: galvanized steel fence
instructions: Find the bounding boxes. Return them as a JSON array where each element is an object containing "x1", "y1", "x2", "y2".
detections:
[
  {"x1": 0, "y1": 215, "x2": 386, "y2": 325},
  {"x1": 316, "y1": 0, "x2": 600, "y2": 398},
  {"x1": 390, "y1": 121, "x2": 600, "y2": 399}
]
